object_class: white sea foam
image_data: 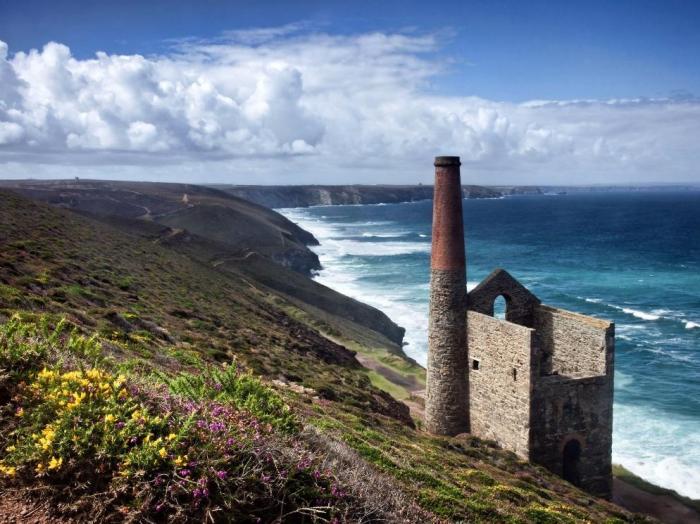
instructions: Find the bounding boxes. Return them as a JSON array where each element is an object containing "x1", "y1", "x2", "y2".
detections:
[
  {"x1": 614, "y1": 403, "x2": 700, "y2": 499},
  {"x1": 610, "y1": 304, "x2": 699, "y2": 328},
  {"x1": 615, "y1": 371, "x2": 635, "y2": 391},
  {"x1": 361, "y1": 231, "x2": 409, "y2": 238},
  {"x1": 316, "y1": 239, "x2": 430, "y2": 257},
  {"x1": 621, "y1": 307, "x2": 660, "y2": 321}
]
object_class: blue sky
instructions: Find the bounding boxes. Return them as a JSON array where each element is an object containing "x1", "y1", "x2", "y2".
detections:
[
  {"x1": 3, "y1": 0, "x2": 699, "y2": 101},
  {"x1": 0, "y1": 1, "x2": 699, "y2": 184}
]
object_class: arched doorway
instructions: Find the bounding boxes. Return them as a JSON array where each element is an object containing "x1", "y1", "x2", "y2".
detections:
[{"x1": 562, "y1": 439, "x2": 582, "y2": 486}]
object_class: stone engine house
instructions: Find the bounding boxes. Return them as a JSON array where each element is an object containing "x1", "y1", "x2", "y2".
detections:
[{"x1": 426, "y1": 156, "x2": 614, "y2": 498}]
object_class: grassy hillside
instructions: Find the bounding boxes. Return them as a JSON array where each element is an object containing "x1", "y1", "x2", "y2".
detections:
[
  {"x1": 0, "y1": 190, "x2": 651, "y2": 522},
  {"x1": 0, "y1": 179, "x2": 320, "y2": 275},
  {"x1": 0, "y1": 179, "x2": 409, "y2": 350}
]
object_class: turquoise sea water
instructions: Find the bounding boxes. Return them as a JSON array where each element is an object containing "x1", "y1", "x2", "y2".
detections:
[{"x1": 280, "y1": 191, "x2": 700, "y2": 499}]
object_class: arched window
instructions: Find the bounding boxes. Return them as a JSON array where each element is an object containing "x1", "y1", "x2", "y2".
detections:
[
  {"x1": 562, "y1": 439, "x2": 582, "y2": 486},
  {"x1": 493, "y1": 295, "x2": 507, "y2": 320}
]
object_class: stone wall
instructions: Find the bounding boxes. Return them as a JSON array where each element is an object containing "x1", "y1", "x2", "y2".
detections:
[
  {"x1": 467, "y1": 311, "x2": 535, "y2": 458},
  {"x1": 533, "y1": 305, "x2": 611, "y2": 378},
  {"x1": 530, "y1": 314, "x2": 614, "y2": 498},
  {"x1": 468, "y1": 269, "x2": 540, "y2": 327},
  {"x1": 530, "y1": 374, "x2": 614, "y2": 498},
  {"x1": 426, "y1": 269, "x2": 470, "y2": 435}
]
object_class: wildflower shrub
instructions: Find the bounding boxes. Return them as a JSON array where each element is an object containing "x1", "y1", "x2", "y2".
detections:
[
  {"x1": 159, "y1": 365, "x2": 299, "y2": 433},
  {"x1": 0, "y1": 316, "x2": 353, "y2": 521},
  {"x1": 0, "y1": 314, "x2": 63, "y2": 374}
]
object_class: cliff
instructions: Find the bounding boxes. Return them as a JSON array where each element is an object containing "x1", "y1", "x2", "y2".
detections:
[{"x1": 213, "y1": 184, "x2": 503, "y2": 208}]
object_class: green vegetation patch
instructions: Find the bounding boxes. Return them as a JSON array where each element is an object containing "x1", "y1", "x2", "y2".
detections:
[{"x1": 0, "y1": 316, "x2": 359, "y2": 522}]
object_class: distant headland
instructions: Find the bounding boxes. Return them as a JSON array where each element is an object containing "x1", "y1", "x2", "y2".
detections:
[{"x1": 211, "y1": 183, "x2": 698, "y2": 208}]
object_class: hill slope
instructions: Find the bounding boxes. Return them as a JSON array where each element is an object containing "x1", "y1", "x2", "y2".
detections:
[
  {"x1": 0, "y1": 179, "x2": 320, "y2": 275},
  {"x1": 0, "y1": 190, "x2": 652, "y2": 523}
]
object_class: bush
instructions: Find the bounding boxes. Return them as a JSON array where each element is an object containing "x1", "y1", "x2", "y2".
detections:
[
  {"x1": 0, "y1": 316, "x2": 350, "y2": 522},
  {"x1": 160, "y1": 364, "x2": 299, "y2": 433},
  {"x1": 0, "y1": 315, "x2": 65, "y2": 374}
]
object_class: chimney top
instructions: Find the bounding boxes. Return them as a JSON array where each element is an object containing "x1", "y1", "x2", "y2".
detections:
[{"x1": 434, "y1": 156, "x2": 461, "y2": 167}]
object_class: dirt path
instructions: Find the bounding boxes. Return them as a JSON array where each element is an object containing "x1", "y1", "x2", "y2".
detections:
[
  {"x1": 613, "y1": 479, "x2": 700, "y2": 524},
  {"x1": 0, "y1": 488, "x2": 72, "y2": 524}
]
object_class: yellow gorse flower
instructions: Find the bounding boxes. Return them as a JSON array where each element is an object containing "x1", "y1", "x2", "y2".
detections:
[
  {"x1": 48, "y1": 456, "x2": 63, "y2": 470},
  {"x1": 0, "y1": 465, "x2": 16, "y2": 477},
  {"x1": 158, "y1": 447, "x2": 168, "y2": 459},
  {"x1": 38, "y1": 426, "x2": 56, "y2": 451}
]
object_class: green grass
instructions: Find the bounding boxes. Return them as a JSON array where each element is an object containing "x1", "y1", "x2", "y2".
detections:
[
  {"x1": 366, "y1": 369, "x2": 410, "y2": 399},
  {"x1": 158, "y1": 364, "x2": 299, "y2": 433}
]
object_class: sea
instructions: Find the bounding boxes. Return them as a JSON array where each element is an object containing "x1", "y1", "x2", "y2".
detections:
[{"x1": 279, "y1": 191, "x2": 700, "y2": 499}]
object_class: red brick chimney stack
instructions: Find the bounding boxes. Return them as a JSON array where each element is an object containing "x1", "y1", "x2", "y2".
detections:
[{"x1": 425, "y1": 156, "x2": 470, "y2": 435}]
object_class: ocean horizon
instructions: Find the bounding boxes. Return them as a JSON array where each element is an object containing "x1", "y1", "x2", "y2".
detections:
[{"x1": 280, "y1": 190, "x2": 700, "y2": 500}]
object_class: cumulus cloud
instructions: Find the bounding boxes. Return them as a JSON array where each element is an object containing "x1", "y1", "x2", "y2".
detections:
[{"x1": 0, "y1": 28, "x2": 699, "y2": 184}]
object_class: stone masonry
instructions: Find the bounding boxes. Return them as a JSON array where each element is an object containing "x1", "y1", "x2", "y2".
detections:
[
  {"x1": 426, "y1": 156, "x2": 615, "y2": 498},
  {"x1": 425, "y1": 156, "x2": 470, "y2": 435}
]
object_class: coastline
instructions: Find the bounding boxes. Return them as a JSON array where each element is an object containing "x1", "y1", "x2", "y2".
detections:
[{"x1": 279, "y1": 199, "x2": 700, "y2": 520}]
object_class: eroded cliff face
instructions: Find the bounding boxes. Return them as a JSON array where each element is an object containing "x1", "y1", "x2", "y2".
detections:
[{"x1": 214, "y1": 184, "x2": 504, "y2": 208}]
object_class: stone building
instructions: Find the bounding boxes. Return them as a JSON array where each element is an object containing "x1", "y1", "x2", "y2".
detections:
[{"x1": 426, "y1": 156, "x2": 614, "y2": 498}]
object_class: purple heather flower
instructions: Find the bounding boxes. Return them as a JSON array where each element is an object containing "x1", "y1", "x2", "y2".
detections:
[
  {"x1": 116, "y1": 421, "x2": 125, "y2": 429},
  {"x1": 179, "y1": 469, "x2": 191, "y2": 477},
  {"x1": 215, "y1": 470, "x2": 228, "y2": 480},
  {"x1": 208, "y1": 421, "x2": 225, "y2": 432}
]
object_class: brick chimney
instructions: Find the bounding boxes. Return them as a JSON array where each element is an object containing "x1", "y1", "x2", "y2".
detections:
[{"x1": 425, "y1": 156, "x2": 470, "y2": 435}]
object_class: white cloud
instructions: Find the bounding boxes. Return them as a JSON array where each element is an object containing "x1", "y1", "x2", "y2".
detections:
[{"x1": 0, "y1": 29, "x2": 699, "y2": 184}]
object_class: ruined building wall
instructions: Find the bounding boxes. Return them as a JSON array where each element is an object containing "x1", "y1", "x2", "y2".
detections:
[
  {"x1": 530, "y1": 374, "x2": 614, "y2": 497},
  {"x1": 530, "y1": 315, "x2": 614, "y2": 498},
  {"x1": 533, "y1": 305, "x2": 610, "y2": 377},
  {"x1": 467, "y1": 311, "x2": 535, "y2": 458}
]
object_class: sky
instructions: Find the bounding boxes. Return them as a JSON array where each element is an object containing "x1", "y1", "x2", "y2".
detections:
[{"x1": 0, "y1": 0, "x2": 699, "y2": 185}]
